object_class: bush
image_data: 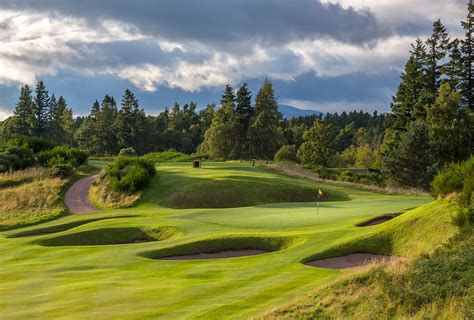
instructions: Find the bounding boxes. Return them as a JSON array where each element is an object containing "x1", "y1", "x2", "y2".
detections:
[
  {"x1": 49, "y1": 164, "x2": 74, "y2": 178},
  {"x1": 337, "y1": 170, "x2": 355, "y2": 182},
  {"x1": 118, "y1": 147, "x2": 137, "y2": 157},
  {"x1": 0, "y1": 146, "x2": 35, "y2": 172},
  {"x1": 274, "y1": 145, "x2": 297, "y2": 162},
  {"x1": 142, "y1": 150, "x2": 201, "y2": 163},
  {"x1": 4, "y1": 136, "x2": 55, "y2": 154},
  {"x1": 431, "y1": 156, "x2": 473, "y2": 205},
  {"x1": 101, "y1": 157, "x2": 156, "y2": 193},
  {"x1": 37, "y1": 146, "x2": 89, "y2": 168}
]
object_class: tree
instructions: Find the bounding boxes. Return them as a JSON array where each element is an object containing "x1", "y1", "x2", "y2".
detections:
[
  {"x1": 199, "y1": 85, "x2": 237, "y2": 158},
  {"x1": 390, "y1": 39, "x2": 427, "y2": 127},
  {"x1": 425, "y1": 19, "x2": 450, "y2": 94},
  {"x1": 11, "y1": 85, "x2": 33, "y2": 135},
  {"x1": 426, "y1": 83, "x2": 474, "y2": 166},
  {"x1": 235, "y1": 83, "x2": 253, "y2": 158},
  {"x1": 461, "y1": 2, "x2": 474, "y2": 110},
  {"x1": 58, "y1": 96, "x2": 74, "y2": 145},
  {"x1": 247, "y1": 79, "x2": 283, "y2": 159},
  {"x1": 31, "y1": 80, "x2": 50, "y2": 137},
  {"x1": 297, "y1": 119, "x2": 333, "y2": 166},
  {"x1": 47, "y1": 94, "x2": 63, "y2": 143},
  {"x1": 382, "y1": 121, "x2": 434, "y2": 188}
]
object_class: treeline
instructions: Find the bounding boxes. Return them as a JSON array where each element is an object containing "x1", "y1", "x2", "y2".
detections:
[
  {"x1": 382, "y1": 4, "x2": 474, "y2": 187},
  {"x1": 1, "y1": 3, "x2": 472, "y2": 190}
]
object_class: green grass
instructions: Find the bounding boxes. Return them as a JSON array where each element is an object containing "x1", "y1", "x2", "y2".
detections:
[{"x1": 0, "y1": 161, "x2": 451, "y2": 319}]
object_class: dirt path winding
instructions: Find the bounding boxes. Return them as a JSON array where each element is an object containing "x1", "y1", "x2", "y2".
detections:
[{"x1": 65, "y1": 175, "x2": 100, "y2": 213}]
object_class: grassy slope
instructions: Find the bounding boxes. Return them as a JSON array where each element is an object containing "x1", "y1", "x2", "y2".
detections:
[
  {"x1": 259, "y1": 215, "x2": 472, "y2": 319},
  {"x1": 0, "y1": 162, "x2": 439, "y2": 319}
]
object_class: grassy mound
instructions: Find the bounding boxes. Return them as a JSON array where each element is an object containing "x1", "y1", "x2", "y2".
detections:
[
  {"x1": 260, "y1": 229, "x2": 473, "y2": 320},
  {"x1": 141, "y1": 235, "x2": 301, "y2": 260},
  {"x1": 37, "y1": 226, "x2": 180, "y2": 246},
  {"x1": 162, "y1": 179, "x2": 346, "y2": 209},
  {"x1": 302, "y1": 200, "x2": 459, "y2": 264},
  {"x1": 8, "y1": 216, "x2": 136, "y2": 238}
]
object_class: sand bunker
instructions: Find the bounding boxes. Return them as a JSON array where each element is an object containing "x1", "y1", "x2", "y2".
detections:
[
  {"x1": 305, "y1": 253, "x2": 404, "y2": 269},
  {"x1": 358, "y1": 214, "x2": 397, "y2": 227},
  {"x1": 159, "y1": 249, "x2": 268, "y2": 260}
]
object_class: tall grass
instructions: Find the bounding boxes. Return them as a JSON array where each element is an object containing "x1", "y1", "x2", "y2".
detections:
[
  {"x1": 267, "y1": 162, "x2": 428, "y2": 196},
  {"x1": 0, "y1": 176, "x2": 67, "y2": 229}
]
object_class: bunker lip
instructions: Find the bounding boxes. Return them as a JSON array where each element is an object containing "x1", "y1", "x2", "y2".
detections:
[
  {"x1": 304, "y1": 253, "x2": 405, "y2": 269},
  {"x1": 158, "y1": 249, "x2": 268, "y2": 260},
  {"x1": 357, "y1": 214, "x2": 399, "y2": 227},
  {"x1": 141, "y1": 235, "x2": 298, "y2": 261},
  {"x1": 36, "y1": 226, "x2": 179, "y2": 247}
]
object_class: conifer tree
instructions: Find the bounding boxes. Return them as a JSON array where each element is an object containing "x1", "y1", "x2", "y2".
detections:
[
  {"x1": 390, "y1": 39, "x2": 426, "y2": 127},
  {"x1": 32, "y1": 80, "x2": 50, "y2": 137},
  {"x1": 247, "y1": 79, "x2": 283, "y2": 159},
  {"x1": 234, "y1": 83, "x2": 253, "y2": 158},
  {"x1": 12, "y1": 84, "x2": 33, "y2": 135},
  {"x1": 425, "y1": 19, "x2": 450, "y2": 94},
  {"x1": 461, "y1": 1, "x2": 474, "y2": 110}
]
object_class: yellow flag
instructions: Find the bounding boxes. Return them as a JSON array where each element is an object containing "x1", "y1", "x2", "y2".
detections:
[{"x1": 318, "y1": 189, "x2": 323, "y2": 197}]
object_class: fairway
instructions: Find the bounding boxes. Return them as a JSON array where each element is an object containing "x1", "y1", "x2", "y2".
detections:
[{"x1": 0, "y1": 162, "x2": 432, "y2": 319}]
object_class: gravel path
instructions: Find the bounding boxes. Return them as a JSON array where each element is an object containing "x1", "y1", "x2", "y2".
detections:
[{"x1": 65, "y1": 175, "x2": 100, "y2": 213}]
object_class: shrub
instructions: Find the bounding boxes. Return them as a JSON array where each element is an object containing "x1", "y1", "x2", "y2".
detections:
[
  {"x1": 37, "y1": 146, "x2": 89, "y2": 168},
  {"x1": 4, "y1": 136, "x2": 55, "y2": 154},
  {"x1": 274, "y1": 145, "x2": 297, "y2": 162},
  {"x1": 337, "y1": 170, "x2": 355, "y2": 182},
  {"x1": 49, "y1": 164, "x2": 74, "y2": 178},
  {"x1": 142, "y1": 150, "x2": 201, "y2": 163},
  {"x1": 101, "y1": 157, "x2": 156, "y2": 193},
  {"x1": 118, "y1": 147, "x2": 137, "y2": 157},
  {"x1": 0, "y1": 146, "x2": 35, "y2": 172},
  {"x1": 431, "y1": 156, "x2": 473, "y2": 203}
]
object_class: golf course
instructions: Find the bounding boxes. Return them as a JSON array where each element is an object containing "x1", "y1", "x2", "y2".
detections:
[{"x1": 1, "y1": 161, "x2": 457, "y2": 319}]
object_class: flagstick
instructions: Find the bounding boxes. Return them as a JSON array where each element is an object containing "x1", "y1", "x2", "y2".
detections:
[{"x1": 317, "y1": 193, "x2": 320, "y2": 215}]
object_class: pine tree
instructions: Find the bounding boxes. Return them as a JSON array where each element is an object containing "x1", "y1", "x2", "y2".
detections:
[
  {"x1": 426, "y1": 83, "x2": 474, "y2": 166},
  {"x1": 98, "y1": 95, "x2": 118, "y2": 155},
  {"x1": 461, "y1": 2, "x2": 474, "y2": 110},
  {"x1": 425, "y1": 19, "x2": 450, "y2": 94},
  {"x1": 247, "y1": 79, "x2": 283, "y2": 159},
  {"x1": 11, "y1": 84, "x2": 34, "y2": 135},
  {"x1": 58, "y1": 96, "x2": 74, "y2": 145},
  {"x1": 199, "y1": 85, "x2": 237, "y2": 158},
  {"x1": 31, "y1": 80, "x2": 50, "y2": 137},
  {"x1": 382, "y1": 121, "x2": 434, "y2": 188},
  {"x1": 48, "y1": 94, "x2": 63, "y2": 143},
  {"x1": 114, "y1": 89, "x2": 138, "y2": 150},
  {"x1": 390, "y1": 39, "x2": 427, "y2": 127},
  {"x1": 234, "y1": 83, "x2": 253, "y2": 158},
  {"x1": 445, "y1": 39, "x2": 464, "y2": 91}
]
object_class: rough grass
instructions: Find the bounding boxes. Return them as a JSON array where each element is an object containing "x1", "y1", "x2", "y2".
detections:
[
  {"x1": 267, "y1": 162, "x2": 428, "y2": 196},
  {"x1": 0, "y1": 167, "x2": 47, "y2": 189},
  {"x1": 38, "y1": 226, "x2": 180, "y2": 246},
  {"x1": 0, "y1": 175, "x2": 67, "y2": 230},
  {"x1": 258, "y1": 227, "x2": 473, "y2": 320},
  {"x1": 89, "y1": 183, "x2": 141, "y2": 209}
]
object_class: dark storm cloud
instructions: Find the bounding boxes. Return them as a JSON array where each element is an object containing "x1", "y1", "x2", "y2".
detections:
[{"x1": 0, "y1": 0, "x2": 391, "y2": 46}]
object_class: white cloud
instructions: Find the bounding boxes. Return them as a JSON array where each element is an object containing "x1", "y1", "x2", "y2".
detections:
[
  {"x1": 0, "y1": 1, "x2": 468, "y2": 94},
  {"x1": 0, "y1": 108, "x2": 12, "y2": 121}
]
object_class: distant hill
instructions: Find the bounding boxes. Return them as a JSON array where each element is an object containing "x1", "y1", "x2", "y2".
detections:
[{"x1": 279, "y1": 105, "x2": 323, "y2": 119}]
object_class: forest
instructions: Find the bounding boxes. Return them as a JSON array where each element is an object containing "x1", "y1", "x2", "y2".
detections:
[{"x1": 0, "y1": 4, "x2": 473, "y2": 190}]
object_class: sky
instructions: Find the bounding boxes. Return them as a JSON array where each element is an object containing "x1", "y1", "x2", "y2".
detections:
[{"x1": 0, "y1": 0, "x2": 468, "y2": 120}]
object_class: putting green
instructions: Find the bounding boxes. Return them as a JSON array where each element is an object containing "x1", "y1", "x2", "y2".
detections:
[{"x1": 0, "y1": 162, "x2": 434, "y2": 319}]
